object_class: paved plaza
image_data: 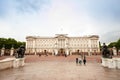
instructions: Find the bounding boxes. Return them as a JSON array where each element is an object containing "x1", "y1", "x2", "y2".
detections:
[{"x1": 0, "y1": 55, "x2": 120, "y2": 80}]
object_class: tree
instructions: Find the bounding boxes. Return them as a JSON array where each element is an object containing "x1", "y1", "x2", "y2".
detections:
[
  {"x1": 108, "y1": 38, "x2": 120, "y2": 52},
  {"x1": 0, "y1": 37, "x2": 25, "y2": 49},
  {"x1": 99, "y1": 41, "x2": 102, "y2": 51},
  {"x1": 0, "y1": 38, "x2": 7, "y2": 49},
  {"x1": 108, "y1": 42, "x2": 117, "y2": 48},
  {"x1": 116, "y1": 39, "x2": 120, "y2": 50},
  {"x1": 6, "y1": 38, "x2": 18, "y2": 49}
]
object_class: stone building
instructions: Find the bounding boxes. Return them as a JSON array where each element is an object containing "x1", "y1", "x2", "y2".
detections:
[{"x1": 26, "y1": 34, "x2": 100, "y2": 55}]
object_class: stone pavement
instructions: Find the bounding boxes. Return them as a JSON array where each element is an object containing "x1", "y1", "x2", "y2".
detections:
[
  {"x1": 0, "y1": 55, "x2": 120, "y2": 80},
  {"x1": 25, "y1": 55, "x2": 101, "y2": 63}
]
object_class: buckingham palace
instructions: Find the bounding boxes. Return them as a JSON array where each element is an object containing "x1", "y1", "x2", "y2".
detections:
[{"x1": 26, "y1": 34, "x2": 100, "y2": 55}]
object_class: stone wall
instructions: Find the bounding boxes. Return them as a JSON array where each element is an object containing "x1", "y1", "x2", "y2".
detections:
[
  {"x1": 0, "y1": 58, "x2": 25, "y2": 70},
  {"x1": 102, "y1": 58, "x2": 120, "y2": 69}
]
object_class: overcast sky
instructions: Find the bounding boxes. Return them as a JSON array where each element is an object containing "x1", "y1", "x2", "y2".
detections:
[{"x1": 0, "y1": 0, "x2": 120, "y2": 43}]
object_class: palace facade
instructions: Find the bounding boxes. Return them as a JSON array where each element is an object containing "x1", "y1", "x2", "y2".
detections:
[{"x1": 26, "y1": 34, "x2": 100, "y2": 55}]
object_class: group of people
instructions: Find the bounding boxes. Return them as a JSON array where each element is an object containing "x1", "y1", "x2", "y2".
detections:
[{"x1": 76, "y1": 55, "x2": 86, "y2": 65}]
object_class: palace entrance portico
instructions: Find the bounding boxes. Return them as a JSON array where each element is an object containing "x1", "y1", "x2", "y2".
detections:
[
  {"x1": 54, "y1": 34, "x2": 69, "y2": 56},
  {"x1": 58, "y1": 48, "x2": 65, "y2": 56}
]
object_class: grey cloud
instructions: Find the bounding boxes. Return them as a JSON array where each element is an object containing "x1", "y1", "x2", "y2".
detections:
[{"x1": 100, "y1": 30, "x2": 120, "y2": 44}]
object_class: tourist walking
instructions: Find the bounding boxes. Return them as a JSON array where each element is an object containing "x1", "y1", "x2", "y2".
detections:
[
  {"x1": 83, "y1": 56, "x2": 86, "y2": 65},
  {"x1": 38, "y1": 53, "x2": 41, "y2": 57},
  {"x1": 76, "y1": 58, "x2": 78, "y2": 64},
  {"x1": 78, "y1": 57, "x2": 82, "y2": 65},
  {"x1": 65, "y1": 54, "x2": 67, "y2": 57}
]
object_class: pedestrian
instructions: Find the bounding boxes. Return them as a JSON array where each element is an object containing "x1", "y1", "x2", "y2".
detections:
[
  {"x1": 38, "y1": 53, "x2": 41, "y2": 57},
  {"x1": 65, "y1": 54, "x2": 67, "y2": 57},
  {"x1": 76, "y1": 58, "x2": 78, "y2": 64},
  {"x1": 83, "y1": 56, "x2": 86, "y2": 65},
  {"x1": 78, "y1": 57, "x2": 82, "y2": 65}
]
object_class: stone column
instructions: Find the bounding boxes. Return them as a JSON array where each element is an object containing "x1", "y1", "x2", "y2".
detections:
[
  {"x1": 113, "y1": 47, "x2": 117, "y2": 56},
  {"x1": 69, "y1": 50, "x2": 72, "y2": 55},
  {"x1": 88, "y1": 49, "x2": 91, "y2": 56},
  {"x1": 13, "y1": 58, "x2": 25, "y2": 68},
  {"x1": 52, "y1": 50, "x2": 55, "y2": 56},
  {"x1": 118, "y1": 50, "x2": 120, "y2": 55},
  {"x1": 101, "y1": 58, "x2": 109, "y2": 67},
  {"x1": 89, "y1": 48, "x2": 92, "y2": 56},
  {"x1": 108, "y1": 59, "x2": 116, "y2": 68},
  {"x1": 10, "y1": 47, "x2": 14, "y2": 56},
  {"x1": 116, "y1": 58, "x2": 120, "y2": 69},
  {"x1": 55, "y1": 49, "x2": 58, "y2": 55},
  {"x1": 35, "y1": 50, "x2": 37, "y2": 55},
  {"x1": 1, "y1": 47, "x2": 5, "y2": 56},
  {"x1": 66, "y1": 49, "x2": 69, "y2": 55}
]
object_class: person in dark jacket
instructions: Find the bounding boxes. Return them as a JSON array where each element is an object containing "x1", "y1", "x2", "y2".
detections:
[
  {"x1": 76, "y1": 58, "x2": 78, "y2": 64},
  {"x1": 83, "y1": 56, "x2": 86, "y2": 65}
]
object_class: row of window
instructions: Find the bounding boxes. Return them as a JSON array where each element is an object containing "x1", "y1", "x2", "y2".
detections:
[
  {"x1": 28, "y1": 39, "x2": 98, "y2": 45},
  {"x1": 27, "y1": 49, "x2": 99, "y2": 53},
  {"x1": 27, "y1": 44, "x2": 98, "y2": 48}
]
